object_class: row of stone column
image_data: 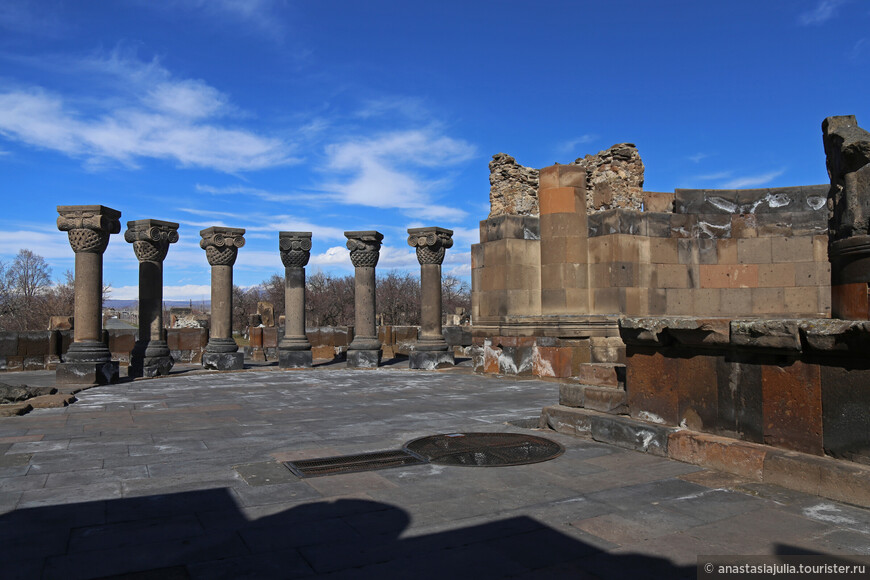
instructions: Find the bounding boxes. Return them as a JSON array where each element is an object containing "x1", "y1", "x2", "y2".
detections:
[{"x1": 54, "y1": 204, "x2": 455, "y2": 384}]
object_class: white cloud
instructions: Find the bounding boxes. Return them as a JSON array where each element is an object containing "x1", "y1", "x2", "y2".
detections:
[
  {"x1": 695, "y1": 171, "x2": 733, "y2": 181},
  {"x1": 0, "y1": 52, "x2": 297, "y2": 172},
  {"x1": 720, "y1": 169, "x2": 786, "y2": 189},
  {"x1": 560, "y1": 134, "x2": 598, "y2": 154},
  {"x1": 798, "y1": 0, "x2": 848, "y2": 25},
  {"x1": 195, "y1": 184, "x2": 320, "y2": 204},
  {"x1": 0, "y1": 229, "x2": 77, "y2": 261},
  {"x1": 310, "y1": 246, "x2": 351, "y2": 267},
  {"x1": 688, "y1": 153, "x2": 709, "y2": 163},
  {"x1": 178, "y1": 205, "x2": 346, "y2": 241},
  {"x1": 320, "y1": 129, "x2": 475, "y2": 221}
]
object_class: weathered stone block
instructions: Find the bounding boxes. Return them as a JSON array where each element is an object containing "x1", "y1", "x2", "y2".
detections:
[
  {"x1": 409, "y1": 351, "x2": 454, "y2": 370},
  {"x1": 737, "y1": 238, "x2": 772, "y2": 264},
  {"x1": 756, "y1": 213, "x2": 792, "y2": 237},
  {"x1": 498, "y1": 346, "x2": 534, "y2": 376},
  {"x1": 716, "y1": 355, "x2": 763, "y2": 443},
  {"x1": 18, "y1": 332, "x2": 49, "y2": 356},
  {"x1": 582, "y1": 385, "x2": 628, "y2": 414},
  {"x1": 626, "y1": 349, "x2": 679, "y2": 425},
  {"x1": 590, "y1": 413, "x2": 671, "y2": 456},
  {"x1": 263, "y1": 328, "x2": 279, "y2": 348},
  {"x1": 751, "y1": 288, "x2": 785, "y2": 315},
  {"x1": 108, "y1": 331, "x2": 136, "y2": 357},
  {"x1": 730, "y1": 319, "x2": 801, "y2": 351},
  {"x1": 539, "y1": 186, "x2": 580, "y2": 214},
  {"x1": 0, "y1": 333, "x2": 18, "y2": 357},
  {"x1": 202, "y1": 352, "x2": 244, "y2": 371},
  {"x1": 56, "y1": 361, "x2": 119, "y2": 386},
  {"x1": 643, "y1": 192, "x2": 674, "y2": 213},
  {"x1": 675, "y1": 354, "x2": 719, "y2": 431},
  {"x1": 731, "y1": 214, "x2": 757, "y2": 238},
  {"x1": 23, "y1": 356, "x2": 45, "y2": 371},
  {"x1": 668, "y1": 431, "x2": 765, "y2": 481},
  {"x1": 820, "y1": 363, "x2": 870, "y2": 463},
  {"x1": 757, "y1": 263, "x2": 796, "y2": 288},
  {"x1": 589, "y1": 337, "x2": 626, "y2": 363},
  {"x1": 664, "y1": 318, "x2": 730, "y2": 349},
  {"x1": 279, "y1": 350, "x2": 313, "y2": 369},
  {"x1": 347, "y1": 349, "x2": 381, "y2": 369},
  {"x1": 533, "y1": 346, "x2": 572, "y2": 378}
]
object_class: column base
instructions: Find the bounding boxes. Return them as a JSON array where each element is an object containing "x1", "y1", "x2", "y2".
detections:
[
  {"x1": 347, "y1": 349, "x2": 382, "y2": 369},
  {"x1": 278, "y1": 350, "x2": 312, "y2": 369},
  {"x1": 129, "y1": 356, "x2": 174, "y2": 378},
  {"x1": 202, "y1": 352, "x2": 245, "y2": 371},
  {"x1": 56, "y1": 361, "x2": 119, "y2": 386},
  {"x1": 409, "y1": 351, "x2": 455, "y2": 370}
]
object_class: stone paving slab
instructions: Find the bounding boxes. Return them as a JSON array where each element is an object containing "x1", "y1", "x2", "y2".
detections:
[{"x1": 0, "y1": 365, "x2": 868, "y2": 578}]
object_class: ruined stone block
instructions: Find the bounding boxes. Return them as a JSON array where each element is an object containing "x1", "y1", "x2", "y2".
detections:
[
  {"x1": 582, "y1": 385, "x2": 628, "y2": 414},
  {"x1": 539, "y1": 186, "x2": 580, "y2": 215},
  {"x1": 649, "y1": 237, "x2": 679, "y2": 264},
  {"x1": 696, "y1": 214, "x2": 732, "y2": 239},
  {"x1": 534, "y1": 346, "x2": 572, "y2": 378},
  {"x1": 761, "y1": 362, "x2": 823, "y2": 455},
  {"x1": 409, "y1": 351, "x2": 454, "y2": 370},
  {"x1": 670, "y1": 214, "x2": 697, "y2": 238},
  {"x1": 202, "y1": 352, "x2": 244, "y2": 371},
  {"x1": 56, "y1": 361, "x2": 119, "y2": 386},
  {"x1": 730, "y1": 319, "x2": 801, "y2": 351},
  {"x1": 668, "y1": 431, "x2": 765, "y2": 481}
]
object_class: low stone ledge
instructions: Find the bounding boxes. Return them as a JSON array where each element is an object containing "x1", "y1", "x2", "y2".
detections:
[
  {"x1": 0, "y1": 402, "x2": 33, "y2": 417},
  {"x1": 664, "y1": 318, "x2": 730, "y2": 348},
  {"x1": 541, "y1": 405, "x2": 674, "y2": 456},
  {"x1": 28, "y1": 394, "x2": 76, "y2": 408},
  {"x1": 730, "y1": 319, "x2": 802, "y2": 352},
  {"x1": 799, "y1": 319, "x2": 870, "y2": 354},
  {"x1": 618, "y1": 317, "x2": 673, "y2": 346},
  {"x1": 668, "y1": 430, "x2": 766, "y2": 481}
]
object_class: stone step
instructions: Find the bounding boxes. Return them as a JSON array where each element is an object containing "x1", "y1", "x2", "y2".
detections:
[
  {"x1": 571, "y1": 362, "x2": 625, "y2": 388},
  {"x1": 559, "y1": 383, "x2": 627, "y2": 415},
  {"x1": 539, "y1": 404, "x2": 870, "y2": 509}
]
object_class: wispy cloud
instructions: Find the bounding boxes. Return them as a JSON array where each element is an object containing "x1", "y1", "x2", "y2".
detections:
[
  {"x1": 720, "y1": 169, "x2": 786, "y2": 189},
  {"x1": 688, "y1": 152, "x2": 709, "y2": 163},
  {"x1": 177, "y1": 206, "x2": 346, "y2": 242},
  {"x1": 0, "y1": 0, "x2": 66, "y2": 37},
  {"x1": 319, "y1": 129, "x2": 476, "y2": 221},
  {"x1": 0, "y1": 51, "x2": 297, "y2": 172},
  {"x1": 355, "y1": 97, "x2": 428, "y2": 121},
  {"x1": 850, "y1": 38, "x2": 867, "y2": 60},
  {"x1": 798, "y1": 0, "x2": 848, "y2": 25},
  {"x1": 694, "y1": 171, "x2": 733, "y2": 181},
  {"x1": 559, "y1": 134, "x2": 598, "y2": 155}
]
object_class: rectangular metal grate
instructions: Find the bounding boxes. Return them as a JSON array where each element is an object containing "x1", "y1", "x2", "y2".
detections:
[{"x1": 284, "y1": 449, "x2": 428, "y2": 478}]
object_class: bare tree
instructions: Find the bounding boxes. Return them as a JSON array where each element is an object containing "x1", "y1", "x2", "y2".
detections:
[
  {"x1": 260, "y1": 273, "x2": 285, "y2": 317},
  {"x1": 232, "y1": 285, "x2": 262, "y2": 334},
  {"x1": 442, "y1": 275, "x2": 471, "y2": 317},
  {"x1": 376, "y1": 271, "x2": 420, "y2": 325},
  {"x1": 0, "y1": 250, "x2": 53, "y2": 331}
]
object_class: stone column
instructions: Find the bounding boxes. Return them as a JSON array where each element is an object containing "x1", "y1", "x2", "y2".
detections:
[
  {"x1": 200, "y1": 227, "x2": 246, "y2": 370},
  {"x1": 823, "y1": 115, "x2": 870, "y2": 319},
  {"x1": 125, "y1": 219, "x2": 179, "y2": 377},
  {"x1": 56, "y1": 205, "x2": 122, "y2": 385},
  {"x1": 278, "y1": 232, "x2": 313, "y2": 368},
  {"x1": 408, "y1": 227, "x2": 455, "y2": 369},
  {"x1": 345, "y1": 231, "x2": 384, "y2": 368}
]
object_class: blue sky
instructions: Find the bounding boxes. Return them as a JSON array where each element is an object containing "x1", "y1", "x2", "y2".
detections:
[{"x1": 0, "y1": 0, "x2": 868, "y2": 301}]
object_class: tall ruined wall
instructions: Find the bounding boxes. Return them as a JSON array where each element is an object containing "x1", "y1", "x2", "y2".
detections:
[{"x1": 487, "y1": 143, "x2": 645, "y2": 218}]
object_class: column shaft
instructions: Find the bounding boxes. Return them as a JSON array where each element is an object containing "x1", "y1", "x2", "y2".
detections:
[
  {"x1": 354, "y1": 266, "x2": 377, "y2": 342},
  {"x1": 285, "y1": 267, "x2": 307, "y2": 341},
  {"x1": 419, "y1": 263, "x2": 443, "y2": 342},
  {"x1": 210, "y1": 264, "x2": 233, "y2": 341},
  {"x1": 74, "y1": 251, "x2": 103, "y2": 344},
  {"x1": 139, "y1": 260, "x2": 163, "y2": 343}
]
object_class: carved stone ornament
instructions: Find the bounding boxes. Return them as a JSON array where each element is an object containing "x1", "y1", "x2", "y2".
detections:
[
  {"x1": 57, "y1": 205, "x2": 122, "y2": 254},
  {"x1": 407, "y1": 227, "x2": 454, "y2": 265},
  {"x1": 200, "y1": 226, "x2": 246, "y2": 266},
  {"x1": 345, "y1": 231, "x2": 384, "y2": 268},
  {"x1": 279, "y1": 232, "x2": 312, "y2": 268},
  {"x1": 125, "y1": 219, "x2": 180, "y2": 263}
]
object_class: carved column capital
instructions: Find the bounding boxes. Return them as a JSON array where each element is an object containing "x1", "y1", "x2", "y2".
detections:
[
  {"x1": 407, "y1": 227, "x2": 454, "y2": 265},
  {"x1": 125, "y1": 219, "x2": 180, "y2": 263},
  {"x1": 345, "y1": 231, "x2": 384, "y2": 268},
  {"x1": 57, "y1": 205, "x2": 122, "y2": 254},
  {"x1": 279, "y1": 231, "x2": 312, "y2": 268},
  {"x1": 200, "y1": 226, "x2": 245, "y2": 266}
]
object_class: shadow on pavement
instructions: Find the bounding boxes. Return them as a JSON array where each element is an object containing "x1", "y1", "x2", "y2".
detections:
[{"x1": 1, "y1": 488, "x2": 695, "y2": 579}]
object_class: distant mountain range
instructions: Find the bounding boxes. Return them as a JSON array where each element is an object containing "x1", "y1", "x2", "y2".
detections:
[{"x1": 104, "y1": 299, "x2": 211, "y2": 309}]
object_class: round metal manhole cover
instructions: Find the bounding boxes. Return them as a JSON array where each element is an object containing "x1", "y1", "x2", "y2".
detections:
[{"x1": 403, "y1": 432, "x2": 564, "y2": 467}]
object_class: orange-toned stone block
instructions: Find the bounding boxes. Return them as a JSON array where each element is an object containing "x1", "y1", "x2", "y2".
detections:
[
  {"x1": 730, "y1": 264, "x2": 759, "y2": 288},
  {"x1": 539, "y1": 164, "x2": 586, "y2": 189},
  {"x1": 533, "y1": 346, "x2": 572, "y2": 378},
  {"x1": 627, "y1": 349, "x2": 679, "y2": 425},
  {"x1": 761, "y1": 362, "x2": 823, "y2": 455},
  {"x1": 831, "y1": 283, "x2": 870, "y2": 320},
  {"x1": 539, "y1": 187, "x2": 580, "y2": 215}
]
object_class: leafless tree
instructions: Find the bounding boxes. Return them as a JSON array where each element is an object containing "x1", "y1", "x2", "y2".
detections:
[
  {"x1": 376, "y1": 271, "x2": 420, "y2": 325},
  {"x1": 0, "y1": 250, "x2": 53, "y2": 331},
  {"x1": 442, "y1": 274, "x2": 471, "y2": 317},
  {"x1": 232, "y1": 285, "x2": 262, "y2": 334}
]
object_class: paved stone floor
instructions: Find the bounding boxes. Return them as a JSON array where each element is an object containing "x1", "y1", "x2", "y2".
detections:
[{"x1": 2, "y1": 363, "x2": 870, "y2": 579}]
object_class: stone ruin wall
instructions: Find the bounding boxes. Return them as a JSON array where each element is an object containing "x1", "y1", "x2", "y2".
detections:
[
  {"x1": 488, "y1": 143, "x2": 645, "y2": 218},
  {"x1": 474, "y1": 143, "x2": 831, "y2": 324},
  {"x1": 471, "y1": 117, "x2": 870, "y2": 469}
]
